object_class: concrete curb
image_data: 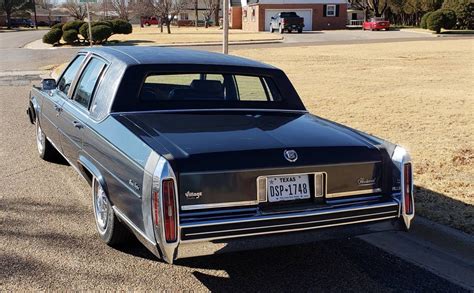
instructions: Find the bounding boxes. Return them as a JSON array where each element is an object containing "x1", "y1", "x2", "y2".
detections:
[{"x1": 360, "y1": 216, "x2": 474, "y2": 290}]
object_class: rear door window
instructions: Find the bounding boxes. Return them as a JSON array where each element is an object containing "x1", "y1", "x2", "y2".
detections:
[
  {"x1": 72, "y1": 58, "x2": 106, "y2": 109},
  {"x1": 57, "y1": 55, "x2": 85, "y2": 95}
]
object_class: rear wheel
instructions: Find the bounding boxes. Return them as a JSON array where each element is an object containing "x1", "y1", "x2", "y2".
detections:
[
  {"x1": 298, "y1": 28, "x2": 303, "y2": 33},
  {"x1": 269, "y1": 25, "x2": 274, "y2": 33},
  {"x1": 279, "y1": 24, "x2": 284, "y2": 34},
  {"x1": 92, "y1": 178, "x2": 130, "y2": 246},
  {"x1": 288, "y1": 29, "x2": 292, "y2": 33},
  {"x1": 36, "y1": 117, "x2": 59, "y2": 161}
]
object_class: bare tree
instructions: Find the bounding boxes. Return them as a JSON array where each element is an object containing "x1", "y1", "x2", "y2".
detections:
[
  {"x1": 0, "y1": 0, "x2": 32, "y2": 28},
  {"x1": 213, "y1": 0, "x2": 219, "y2": 25},
  {"x1": 350, "y1": 0, "x2": 388, "y2": 19},
  {"x1": 37, "y1": 0, "x2": 57, "y2": 25},
  {"x1": 110, "y1": 0, "x2": 130, "y2": 20},
  {"x1": 201, "y1": 0, "x2": 217, "y2": 27},
  {"x1": 62, "y1": 0, "x2": 87, "y2": 20},
  {"x1": 153, "y1": 0, "x2": 190, "y2": 34},
  {"x1": 368, "y1": 0, "x2": 388, "y2": 17}
]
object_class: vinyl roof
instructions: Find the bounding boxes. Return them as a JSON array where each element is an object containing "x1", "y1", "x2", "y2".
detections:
[{"x1": 80, "y1": 46, "x2": 276, "y2": 69}]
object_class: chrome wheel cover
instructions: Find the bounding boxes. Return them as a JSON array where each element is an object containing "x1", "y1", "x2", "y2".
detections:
[
  {"x1": 36, "y1": 122, "x2": 45, "y2": 154},
  {"x1": 94, "y1": 182, "x2": 110, "y2": 232}
]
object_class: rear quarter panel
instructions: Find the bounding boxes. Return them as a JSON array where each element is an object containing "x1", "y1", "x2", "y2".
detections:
[{"x1": 81, "y1": 116, "x2": 154, "y2": 232}]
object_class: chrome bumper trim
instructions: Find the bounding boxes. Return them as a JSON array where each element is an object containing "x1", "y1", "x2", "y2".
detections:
[
  {"x1": 183, "y1": 210, "x2": 397, "y2": 238},
  {"x1": 180, "y1": 215, "x2": 397, "y2": 243},
  {"x1": 326, "y1": 188, "x2": 382, "y2": 198},
  {"x1": 176, "y1": 219, "x2": 402, "y2": 259},
  {"x1": 181, "y1": 200, "x2": 259, "y2": 211},
  {"x1": 180, "y1": 201, "x2": 398, "y2": 228}
]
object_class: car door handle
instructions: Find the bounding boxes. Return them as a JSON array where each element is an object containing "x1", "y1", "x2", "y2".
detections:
[
  {"x1": 73, "y1": 121, "x2": 83, "y2": 129},
  {"x1": 54, "y1": 105, "x2": 62, "y2": 112}
]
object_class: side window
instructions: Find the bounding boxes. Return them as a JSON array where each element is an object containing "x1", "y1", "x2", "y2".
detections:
[
  {"x1": 235, "y1": 76, "x2": 271, "y2": 101},
  {"x1": 73, "y1": 58, "x2": 106, "y2": 109},
  {"x1": 57, "y1": 55, "x2": 85, "y2": 95}
]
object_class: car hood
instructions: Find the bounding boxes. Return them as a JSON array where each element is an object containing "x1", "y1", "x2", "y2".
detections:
[{"x1": 117, "y1": 111, "x2": 383, "y2": 172}]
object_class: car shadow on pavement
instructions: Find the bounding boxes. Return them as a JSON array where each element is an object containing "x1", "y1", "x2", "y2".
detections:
[
  {"x1": 175, "y1": 238, "x2": 465, "y2": 292},
  {"x1": 114, "y1": 236, "x2": 160, "y2": 261}
]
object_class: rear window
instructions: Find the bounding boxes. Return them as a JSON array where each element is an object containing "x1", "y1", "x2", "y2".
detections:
[{"x1": 140, "y1": 73, "x2": 281, "y2": 103}]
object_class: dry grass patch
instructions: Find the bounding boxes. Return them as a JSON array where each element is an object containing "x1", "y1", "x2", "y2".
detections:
[
  {"x1": 234, "y1": 39, "x2": 474, "y2": 233},
  {"x1": 108, "y1": 25, "x2": 282, "y2": 45}
]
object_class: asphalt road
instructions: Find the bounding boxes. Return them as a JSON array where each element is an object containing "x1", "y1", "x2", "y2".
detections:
[{"x1": 0, "y1": 30, "x2": 471, "y2": 291}]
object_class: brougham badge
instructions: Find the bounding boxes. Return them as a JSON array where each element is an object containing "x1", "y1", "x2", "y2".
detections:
[
  {"x1": 357, "y1": 178, "x2": 376, "y2": 186},
  {"x1": 284, "y1": 149, "x2": 298, "y2": 162},
  {"x1": 185, "y1": 191, "x2": 203, "y2": 199}
]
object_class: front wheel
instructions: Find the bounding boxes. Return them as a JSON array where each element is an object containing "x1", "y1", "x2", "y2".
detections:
[
  {"x1": 269, "y1": 25, "x2": 274, "y2": 33},
  {"x1": 297, "y1": 29, "x2": 303, "y2": 33},
  {"x1": 92, "y1": 178, "x2": 130, "y2": 246},
  {"x1": 279, "y1": 24, "x2": 284, "y2": 34}
]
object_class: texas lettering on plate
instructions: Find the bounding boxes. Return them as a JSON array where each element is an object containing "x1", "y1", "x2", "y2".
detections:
[{"x1": 267, "y1": 174, "x2": 310, "y2": 202}]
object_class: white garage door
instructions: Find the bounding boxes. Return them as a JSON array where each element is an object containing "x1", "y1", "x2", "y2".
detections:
[{"x1": 264, "y1": 9, "x2": 313, "y2": 31}]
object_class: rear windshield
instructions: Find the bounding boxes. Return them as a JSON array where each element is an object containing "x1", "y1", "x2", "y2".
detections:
[
  {"x1": 140, "y1": 73, "x2": 282, "y2": 103},
  {"x1": 111, "y1": 66, "x2": 306, "y2": 112}
]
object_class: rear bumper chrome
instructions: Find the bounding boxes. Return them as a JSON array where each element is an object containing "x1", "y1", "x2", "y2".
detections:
[
  {"x1": 172, "y1": 199, "x2": 403, "y2": 261},
  {"x1": 176, "y1": 215, "x2": 403, "y2": 260}
]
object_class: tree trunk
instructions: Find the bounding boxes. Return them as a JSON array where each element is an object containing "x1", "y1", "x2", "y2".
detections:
[
  {"x1": 195, "y1": 0, "x2": 198, "y2": 28},
  {"x1": 166, "y1": 20, "x2": 171, "y2": 34},
  {"x1": 214, "y1": 1, "x2": 220, "y2": 25},
  {"x1": 6, "y1": 11, "x2": 12, "y2": 29}
]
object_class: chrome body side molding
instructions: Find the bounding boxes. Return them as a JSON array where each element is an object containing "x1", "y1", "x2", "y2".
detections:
[{"x1": 326, "y1": 188, "x2": 382, "y2": 198}]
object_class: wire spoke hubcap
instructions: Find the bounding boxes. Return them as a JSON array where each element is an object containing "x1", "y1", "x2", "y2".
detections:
[
  {"x1": 95, "y1": 184, "x2": 109, "y2": 231},
  {"x1": 36, "y1": 123, "x2": 45, "y2": 154}
]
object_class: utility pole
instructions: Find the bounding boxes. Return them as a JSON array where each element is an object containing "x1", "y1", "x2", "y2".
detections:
[
  {"x1": 80, "y1": 0, "x2": 95, "y2": 46},
  {"x1": 222, "y1": 0, "x2": 228, "y2": 54},
  {"x1": 86, "y1": 1, "x2": 93, "y2": 47}
]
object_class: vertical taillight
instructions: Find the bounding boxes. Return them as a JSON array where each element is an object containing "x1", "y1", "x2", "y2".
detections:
[
  {"x1": 403, "y1": 163, "x2": 413, "y2": 214},
  {"x1": 162, "y1": 179, "x2": 177, "y2": 243}
]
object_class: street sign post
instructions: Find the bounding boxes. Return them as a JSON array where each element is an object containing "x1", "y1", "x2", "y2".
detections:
[{"x1": 79, "y1": 0, "x2": 97, "y2": 47}]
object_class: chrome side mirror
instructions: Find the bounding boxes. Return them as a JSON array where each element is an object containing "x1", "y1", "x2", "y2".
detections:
[{"x1": 41, "y1": 78, "x2": 56, "y2": 91}]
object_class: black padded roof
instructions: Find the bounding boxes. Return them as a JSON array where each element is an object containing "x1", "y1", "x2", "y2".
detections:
[{"x1": 79, "y1": 46, "x2": 275, "y2": 69}]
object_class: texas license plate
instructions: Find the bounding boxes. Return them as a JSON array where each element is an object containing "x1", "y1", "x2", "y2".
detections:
[{"x1": 267, "y1": 174, "x2": 310, "y2": 202}]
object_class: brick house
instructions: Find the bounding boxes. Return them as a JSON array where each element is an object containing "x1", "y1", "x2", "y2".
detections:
[{"x1": 233, "y1": 0, "x2": 347, "y2": 31}]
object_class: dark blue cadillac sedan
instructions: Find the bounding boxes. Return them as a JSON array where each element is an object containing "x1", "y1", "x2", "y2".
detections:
[{"x1": 27, "y1": 47, "x2": 414, "y2": 264}]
